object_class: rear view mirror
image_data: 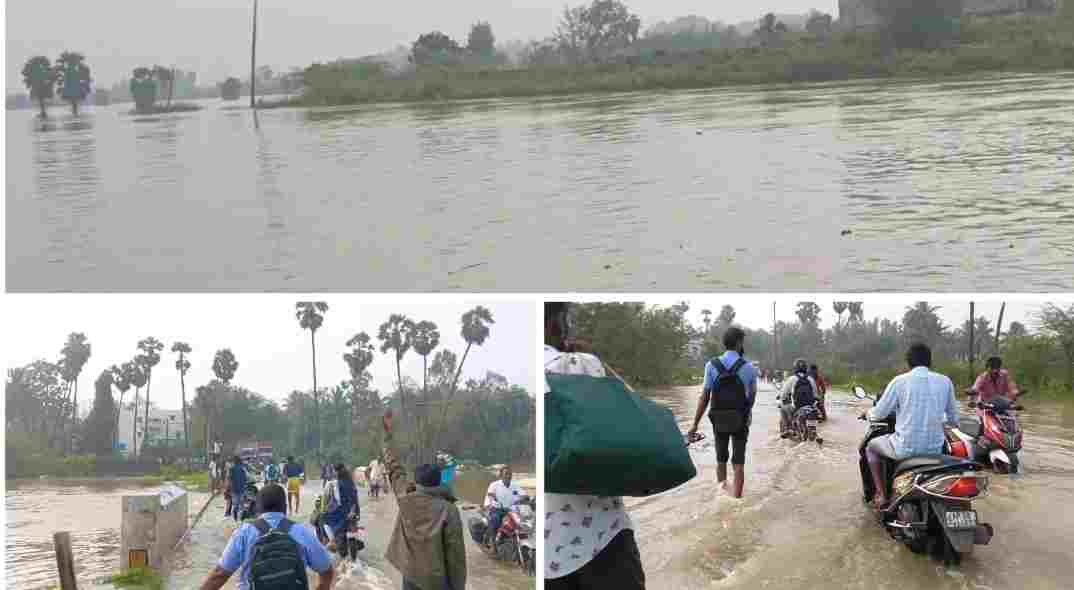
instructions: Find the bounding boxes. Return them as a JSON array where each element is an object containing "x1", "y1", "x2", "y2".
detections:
[{"x1": 852, "y1": 386, "x2": 867, "y2": 400}]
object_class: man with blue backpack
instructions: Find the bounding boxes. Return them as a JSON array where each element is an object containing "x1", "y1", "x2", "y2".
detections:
[
  {"x1": 199, "y1": 483, "x2": 335, "y2": 590},
  {"x1": 686, "y1": 327, "x2": 758, "y2": 498}
]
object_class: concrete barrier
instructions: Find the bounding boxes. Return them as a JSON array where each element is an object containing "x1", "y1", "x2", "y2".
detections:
[{"x1": 120, "y1": 485, "x2": 189, "y2": 571}]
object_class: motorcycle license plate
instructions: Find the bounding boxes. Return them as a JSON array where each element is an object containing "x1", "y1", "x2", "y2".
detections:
[{"x1": 944, "y1": 510, "x2": 977, "y2": 529}]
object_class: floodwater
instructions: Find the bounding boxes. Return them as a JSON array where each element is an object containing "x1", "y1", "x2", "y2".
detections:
[
  {"x1": 6, "y1": 471, "x2": 534, "y2": 589},
  {"x1": 627, "y1": 382, "x2": 1074, "y2": 590},
  {"x1": 7, "y1": 73, "x2": 1074, "y2": 292}
]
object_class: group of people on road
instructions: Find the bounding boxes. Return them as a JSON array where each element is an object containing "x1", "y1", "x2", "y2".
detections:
[
  {"x1": 200, "y1": 411, "x2": 469, "y2": 590},
  {"x1": 543, "y1": 301, "x2": 1028, "y2": 590}
]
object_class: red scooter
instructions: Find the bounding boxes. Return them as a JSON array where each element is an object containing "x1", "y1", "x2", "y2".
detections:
[{"x1": 946, "y1": 391, "x2": 1026, "y2": 474}]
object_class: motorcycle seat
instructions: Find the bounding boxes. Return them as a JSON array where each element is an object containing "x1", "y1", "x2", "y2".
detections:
[
  {"x1": 893, "y1": 454, "x2": 971, "y2": 475},
  {"x1": 958, "y1": 417, "x2": 981, "y2": 437}
]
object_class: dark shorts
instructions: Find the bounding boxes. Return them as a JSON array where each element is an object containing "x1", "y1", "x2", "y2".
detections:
[
  {"x1": 711, "y1": 418, "x2": 749, "y2": 465},
  {"x1": 545, "y1": 529, "x2": 645, "y2": 590}
]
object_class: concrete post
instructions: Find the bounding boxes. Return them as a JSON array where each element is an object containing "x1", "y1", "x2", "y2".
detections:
[
  {"x1": 120, "y1": 485, "x2": 189, "y2": 572},
  {"x1": 53, "y1": 531, "x2": 78, "y2": 590}
]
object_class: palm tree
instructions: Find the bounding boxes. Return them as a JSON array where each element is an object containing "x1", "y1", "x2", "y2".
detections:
[
  {"x1": 378, "y1": 314, "x2": 415, "y2": 412},
  {"x1": 411, "y1": 321, "x2": 441, "y2": 399},
  {"x1": 111, "y1": 363, "x2": 134, "y2": 450},
  {"x1": 833, "y1": 302, "x2": 849, "y2": 329},
  {"x1": 22, "y1": 56, "x2": 56, "y2": 118},
  {"x1": 212, "y1": 349, "x2": 239, "y2": 384},
  {"x1": 847, "y1": 302, "x2": 865, "y2": 324},
  {"x1": 344, "y1": 332, "x2": 376, "y2": 448},
  {"x1": 129, "y1": 362, "x2": 147, "y2": 457},
  {"x1": 296, "y1": 302, "x2": 328, "y2": 456},
  {"x1": 59, "y1": 333, "x2": 91, "y2": 453},
  {"x1": 54, "y1": 51, "x2": 92, "y2": 116},
  {"x1": 172, "y1": 342, "x2": 192, "y2": 449},
  {"x1": 701, "y1": 309, "x2": 713, "y2": 335},
  {"x1": 448, "y1": 306, "x2": 495, "y2": 402},
  {"x1": 137, "y1": 338, "x2": 164, "y2": 453},
  {"x1": 207, "y1": 348, "x2": 239, "y2": 457}
]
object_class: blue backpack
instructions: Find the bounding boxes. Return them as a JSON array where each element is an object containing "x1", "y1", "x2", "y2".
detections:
[{"x1": 265, "y1": 463, "x2": 280, "y2": 481}]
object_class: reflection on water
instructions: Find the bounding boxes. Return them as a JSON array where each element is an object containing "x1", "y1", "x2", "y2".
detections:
[
  {"x1": 7, "y1": 73, "x2": 1074, "y2": 291},
  {"x1": 627, "y1": 383, "x2": 1074, "y2": 590},
  {"x1": 6, "y1": 468, "x2": 534, "y2": 589}
]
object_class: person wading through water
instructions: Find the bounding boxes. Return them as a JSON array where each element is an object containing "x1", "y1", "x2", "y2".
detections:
[{"x1": 687, "y1": 326, "x2": 757, "y2": 498}]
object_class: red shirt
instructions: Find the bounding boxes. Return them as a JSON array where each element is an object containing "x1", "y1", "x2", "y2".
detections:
[{"x1": 972, "y1": 370, "x2": 1018, "y2": 403}]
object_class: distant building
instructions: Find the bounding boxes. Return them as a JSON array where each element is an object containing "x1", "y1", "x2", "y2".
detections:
[
  {"x1": 839, "y1": 0, "x2": 1056, "y2": 29},
  {"x1": 116, "y1": 406, "x2": 187, "y2": 455}
]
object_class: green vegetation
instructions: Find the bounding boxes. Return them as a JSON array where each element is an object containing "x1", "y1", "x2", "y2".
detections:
[
  {"x1": 21, "y1": 51, "x2": 93, "y2": 117},
  {"x1": 296, "y1": 14, "x2": 1074, "y2": 107},
  {"x1": 111, "y1": 567, "x2": 164, "y2": 590},
  {"x1": 568, "y1": 301, "x2": 1074, "y2": 400}
]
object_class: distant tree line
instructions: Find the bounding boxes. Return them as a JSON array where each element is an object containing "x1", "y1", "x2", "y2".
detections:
[
  {"x1": 6, "y1": 304, "x2": 534, "y2": 478},
  {"x1": 21, "y1": 51, "x2": 92, "y2": 117},
  {"x1": 567, "y1": 301, "x2": 1074, "y2": 396}
]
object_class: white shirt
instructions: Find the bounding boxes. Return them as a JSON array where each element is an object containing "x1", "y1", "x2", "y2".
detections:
[
  {"x1": 369, "y1": 460, "x2": 382, "y2": 480},
  {"x1": 485, "y1": 479, "x2": 525, "y2": 509},
  {"x1": 544, "y1": 345, "x2": 634, "y2": 579}
]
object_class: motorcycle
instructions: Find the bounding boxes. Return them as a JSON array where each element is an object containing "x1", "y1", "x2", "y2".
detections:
[
  {"x1": 311, "y1": 494, "x2": 366, "y2": 561},
  {"x1": 853, "y1": 386, "x2": 993, "y2": 564},
  {"x1": 781, "y1": 402, "x2": 824, "y2": 445},
  {"x1": 238, "y1": 482, "x2": 259, "y2": 521},
  {"x1": 468, "y1": 502, "x2": 536, "y2": 576},
  {"x1": 947, "y1": 390, "x2": 1026, "y2": 474}
]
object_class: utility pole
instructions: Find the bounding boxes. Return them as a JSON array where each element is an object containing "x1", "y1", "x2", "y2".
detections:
[
  {"x1": 968, "y1": 301, "x2": 976, "y2": 388},
  {"x1": 772, "y1": 301, "x2": 778, "y2": 369},
  {"x1": 994, "y1": 302, "x2": 1006, "y2": 354},
  {"x1": 250, "y1": 0, "x2": 258, "y2": 109}
]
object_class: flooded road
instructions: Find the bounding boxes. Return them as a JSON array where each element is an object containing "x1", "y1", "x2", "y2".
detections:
[
  {"x1": 6, "y1": 471, "x2": 533, "y2": 589},
  {"x1": 627, "y1": 382, "x2": 1074, "y2": 590},
  {"x1": 7, "y1": 72, "x2": 1074, "y2": 292}
]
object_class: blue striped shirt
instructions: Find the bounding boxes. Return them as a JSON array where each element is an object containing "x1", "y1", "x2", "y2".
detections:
[{"x1": 868, "y1": 367, "x2": 960, "y2": 459}]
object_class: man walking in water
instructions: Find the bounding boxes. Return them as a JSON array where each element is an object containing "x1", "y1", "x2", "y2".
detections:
[
  {"x1": 687, "y1": 326, "x2": 757, "y2": 498},
  {"x1": 284, "y1": 455, "x2": 304, "y2": 514},
  {"x1": 861, "y1": 343, "x2": 960, "y2": 510},
  {"x1": 544, "y1": 302, "x2": 645, "y2": 590}
]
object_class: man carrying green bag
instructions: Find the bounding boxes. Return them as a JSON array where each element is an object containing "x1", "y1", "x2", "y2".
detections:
[{"x1": 545, "y1": 302, "x2": 696, "y2": 589}]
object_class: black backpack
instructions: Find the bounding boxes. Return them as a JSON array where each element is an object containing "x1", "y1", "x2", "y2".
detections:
[
  {"x1": 249, "y1": 518, "x2": 309, "y2": 590},
  {"x1": 793, "y1": 374, "x2": 816, "y2": 408},
  {"x1": 708, "y1": 357, "x2": 749, "y2": 433}
]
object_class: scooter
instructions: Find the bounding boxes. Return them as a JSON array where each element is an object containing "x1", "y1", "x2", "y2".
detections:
[
  {"x1": 781, "y1": 402, "x2": 824, "y2": 445},
  {"x1": 339, "y1": 514, "x2": 367, "y2": 562},
  {"x1": 947, "y1": 391, "x2": 1026, "y2": 474},
  {"x1": 468, "y1": 502, "x2": 536, "y2": 576},
  {"x1": 853, "y1": 386, "x2": 993, "y2": 564}
]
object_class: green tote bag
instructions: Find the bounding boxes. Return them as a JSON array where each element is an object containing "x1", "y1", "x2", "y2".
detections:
[{"x1": 545, "y1": 372, "x2": 697, "y2": 497}]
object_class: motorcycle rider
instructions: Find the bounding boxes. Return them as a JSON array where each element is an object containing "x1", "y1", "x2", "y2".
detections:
[
  {"x1": 483, "y1": 466, "x2": 528, "y2": 548},
  {"x1": 970, "y1": 356, "x2": 1021, "y2": 403},
  {"x1": 780, "y1": 360, "x2": 818, "y2": 437},
  {"x1": 860, "y1": 343, "x2": 960, "y2": 511},
  {"x1": 321, "y1": 463, "x2": 359, "y2": 552}
]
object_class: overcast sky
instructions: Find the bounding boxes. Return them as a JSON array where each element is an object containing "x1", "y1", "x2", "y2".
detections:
[
  {"x1": 5, "y1": 0, "x2": 837, "y2": 89},
  {"x1": 569, "y1": 295, "x2": 1073, "y2": 334},
  {"x1": 3, "y1": 296, "x2": 536, "y2": 412}
]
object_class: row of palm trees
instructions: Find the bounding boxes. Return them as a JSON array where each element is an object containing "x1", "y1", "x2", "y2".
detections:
[{"x1": 295, "y1": 302, "x2": 496, "y2": 462}]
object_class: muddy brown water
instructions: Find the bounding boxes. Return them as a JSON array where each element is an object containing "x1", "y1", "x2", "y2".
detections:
[
  {"x1": 6, "y1": 469, "x2": 534, "y2": 589},
  {"x1": 7, "y1": 73, "x2": 1074, "y2": 292},
  {"x1": 626, "y1": 382, "x2": 1074, "y2": 590}
]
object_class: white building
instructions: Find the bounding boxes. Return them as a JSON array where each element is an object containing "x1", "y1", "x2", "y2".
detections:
[{"x1": 116, "y1": 406, "x2": 187, "y2": 455}]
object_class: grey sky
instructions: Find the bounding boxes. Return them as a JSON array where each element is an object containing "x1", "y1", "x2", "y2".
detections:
[
  {"x1": 3, "y1": 296, "x2": 536, "y2": 412},
  {"x1": 5, "y1": 0, "x2": 836, "y2": 89},
  {"x1": 599, "y1": 295, "x2": 1074, "y2": 333}
]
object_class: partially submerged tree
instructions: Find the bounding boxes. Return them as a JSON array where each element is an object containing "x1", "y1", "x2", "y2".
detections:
[
  {"x1": 130, "y1": 67, "x2": 159, "y2": 112},
  {"x1": 410, "y1": 31, "x2": 464, "y2": 65},
  {"x1": 55, "y1": 51, "x2": 92, "y2": 115},
  {"x1": 22, "y1": 56, "x2": 56, "y2": 118}
]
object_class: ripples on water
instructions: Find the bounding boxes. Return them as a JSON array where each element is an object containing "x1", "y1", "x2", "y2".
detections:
[
  {"x1": 6, "y1": 73, "x2": 1074, "y2": 291},
  {"x1": 7, "y1": 473, "x2": 533, "y2": 590},
  {"x1": 628, "y1": 385, "x2": 1074, "y2": 590}
]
